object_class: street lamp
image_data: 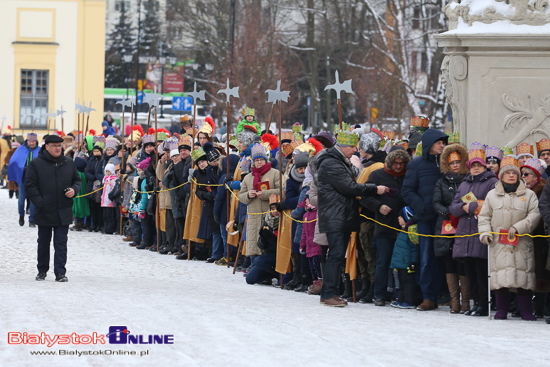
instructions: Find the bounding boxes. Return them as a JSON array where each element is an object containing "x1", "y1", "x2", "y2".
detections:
[{"x1": 122, "y1": 54, "x2": 133, "y2": 98}]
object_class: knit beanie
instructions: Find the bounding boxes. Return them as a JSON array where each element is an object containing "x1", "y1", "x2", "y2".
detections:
[{"x1": 294, "y1": 151, "x2": 309, "y2": 169}]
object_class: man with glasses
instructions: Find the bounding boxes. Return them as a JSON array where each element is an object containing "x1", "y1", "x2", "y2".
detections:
[{"x1": 25, "y1": 134, "x2": 81, "y2": 282}]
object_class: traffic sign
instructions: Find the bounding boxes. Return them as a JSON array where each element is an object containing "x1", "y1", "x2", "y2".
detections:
[
  {"x1": 172, "y1": 96, "x2": 193, "y2": 111},
  {"x1": 137, "y1": 91, "x2": 144, "y2": 105}
]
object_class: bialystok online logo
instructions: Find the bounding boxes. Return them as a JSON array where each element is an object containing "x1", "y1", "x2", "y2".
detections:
[{"x1": 8, "y1": 326, "x2": 174, "y2": 347}]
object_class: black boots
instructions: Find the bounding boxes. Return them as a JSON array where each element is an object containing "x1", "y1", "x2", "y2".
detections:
[
  {"x1": 19, "y1": 216, "x2": 24, "y2": 226},
  {"x1": 341, "y1": 273, "x2": 353, "y2": 300}
]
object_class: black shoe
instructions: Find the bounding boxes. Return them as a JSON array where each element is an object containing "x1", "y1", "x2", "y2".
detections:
[
  {"x1": 55, "y1": 274, "x2": 68, "y2": 282},
  {"x1": 149, "y1": 246, "x2": 158, "y2": 252},
  {"x1": 471, "y1": 306, "x2": 488, "y2": 316},
  {"x1": 36, "y1": 272, "x2": 47, "y2": 281},
  {"x1": 206, "y1": 257, "x2": 217, "y2": 263},
  {"x1": 29, "y1": 222, "x2": 36, "y2": 228},
  {"x1": 136, "y1": 244, "x2": 148, "y2": 250},
  {"x1": 19, "y1": 216, "x2": 24, "y2": 226},
  {"x1": 175, "y1": 253, "x2": 188, "y2": 260},
  {"x1": 374, "y1": 298, "x2": 386, "y2": 306},
  {"x1": 294, "y1": 284, "x2": 309, "y2": 293}
]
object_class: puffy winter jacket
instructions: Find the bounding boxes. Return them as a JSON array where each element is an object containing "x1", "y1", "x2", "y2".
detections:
[
  {"x1": 25, "y1": 147, "x2": 82, "y2": 227},
  {"x1": 390, "y1": 232, "x2": 420, "y2": 270},
  {"x1": 316, "y1": 146, "x2": 377, "y2": 233},
  {"x1": 402, "y1": 129, "x2": 448, "y2": 222}
]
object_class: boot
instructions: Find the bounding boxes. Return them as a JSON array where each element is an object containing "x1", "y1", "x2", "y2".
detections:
[
  {"x1": 340, "y1": 273, "x2": 353, "y2": 300},
  {"x1": 122, "y1": 235, "x2": 134, "y2": 242},
  {"x1": 284, "y1": 254, "x2": 301, "y2": 290},
  {"x1": 518, "y1": 292, "x2": 536, "y2": 321},
  {"x1": 9, "y1": 190, "x2": 14, "y2": 199},
  {"x1": 494, "y1": 292, "x2": 509, "y2": 320},
  {"x1": 534, "y1": 292, "x2": 547, "y2": 318},
  {"x1": 355, "y1": 279, "x2": 370, "y2": 300},
  {"x1": 447, "y1": 273, "x2": 460, "y2": 314},
  {"x1": 295, "y1": 273, "x2": 311, "y2": 293},
  {"x1": 459, "y1": 275, "x2": 471, "y2": 314},
  {"x1": 416, "y1": 299, "x2": 438, "y2": 311},
  {"x1": 308, "y1": 279, "x2": 323, "y2": 295},
  {"x1": 359, "y1": 282, "x2": 375, "y2": 303},
  {"x1": 72, "y1": 222, "x2": 83, "y2": 232}
]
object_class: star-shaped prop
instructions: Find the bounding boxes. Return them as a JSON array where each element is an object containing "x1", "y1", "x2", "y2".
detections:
[
  {"x1": 189, "y1": 82, "x2": 206, "y2": 103},
  {"x1": 324, "y1": 70, "x2": 353, "y2": 100},
  {"x1": 56, "y1": 105, "x2": 67, "y2": 118},
  {"x1": 217, "y1": 78, "x2": 239, "y2": 103},
  {"x1": 145, "y1": 86, "x2": 163, "y2": 109},
  {"x1": 116, "y1": 96, "x2": 134, "y2": 110},
  {"x1": 265, "y1": 80, "x2": 290, "y2": 104}
]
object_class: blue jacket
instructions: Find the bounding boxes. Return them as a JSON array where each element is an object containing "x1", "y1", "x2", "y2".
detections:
[
  {"x1": 390, "y1": 232, "x2": 420, "y2": 270},
  {"x1": 214, "y1": 155, "x2": 240, "y2": 225},
  {"x1": 402, "y1": 129, "x2": 448, "y2": 222},
  {"x1": 7, "y1": 141, "x2": 40, "y2": 185}
]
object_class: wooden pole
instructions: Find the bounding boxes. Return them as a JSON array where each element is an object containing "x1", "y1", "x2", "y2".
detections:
[
  {"x1": 278, "y1": 100, "x2": 284, "y2": 289},
  {"x1": 192, "y1": 105, "x2": 196, "y2": 151},
  {"x1": 32, "y1": 117, "x2": 36, "y2": 133},
  {"x1": 120, "y1": 107, "x2": 126, "y2": 236},
  {"x1": 266, "y1": 103, "x2": 275, "y2": 133},
  {"x1": 155, "y1": 106, "x2": 160, "y2": 253},
  {"x1": 338, "y1": 98, "x2": 342, "y2": 130},
  {"x1": 233, "y1": 217, "x2": 247, "y2": 275},
  {"x1": 77, "y1": 112, "x2": 81, "y2": 151},
  {"x1": 46, "y1": 118, "x2": 49, "y2": 135},
  {"x1": 61, "y1": 117, "x2": 64, "y2": 136},
  {"x1": 226, "y1": 101, "x2": 231, "y2": 268},
  {"x1": 130, "y1": 104, "x2": 134, "y2": 154}
]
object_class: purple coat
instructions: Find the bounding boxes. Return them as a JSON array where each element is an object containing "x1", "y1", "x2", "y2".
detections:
[
  {"x1": 300, "y1": 209, "x2": 322, "y2": 257},
  {"x1": 449, "y1": 169, "x2": 498, "y2": 259}
]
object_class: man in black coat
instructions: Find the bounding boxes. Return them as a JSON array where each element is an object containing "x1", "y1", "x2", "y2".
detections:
[
  {"x1": 316, "y1": 131, "x2": 387, "y2": 307},
  {"x1": 25, "y1": 135, "x2": 81, "y2": 282}
]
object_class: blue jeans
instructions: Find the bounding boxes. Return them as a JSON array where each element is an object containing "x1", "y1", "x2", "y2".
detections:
[
  {"x1": 246, "y1": 253, "x2": 277, "y2": 284},
  {"x1": 321, "y1": 232, "x2": 351, "y2": 300},
  {"x1": 220, "y1": 223, "x2": 228, "y2": 258},
  {"x1": 37, "y1": 225, "x2": 69, "y2": 275},
  {"x1": 19, "y1": 183, "x2": 35, "y2": 222},
  {"x1": 373, "y1": 237, "x2": 396, "y2": 300},
  {"x1": 416, "y1": 220, "x2": 440, "y2": 302},
  {"x1": 211, "y1": 232, "x2": 223, "y2": 260}
]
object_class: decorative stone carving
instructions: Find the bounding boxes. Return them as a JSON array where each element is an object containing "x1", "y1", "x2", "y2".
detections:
[
  {"x1": 446, "y1": 0, "x2": 550, "y2": 30},
  {"x1": 502, "y1": 93, "x2": 550, "y2": 146},
  {"x1": 441, "y1": 55, "x2": 468, "y2": 136}
]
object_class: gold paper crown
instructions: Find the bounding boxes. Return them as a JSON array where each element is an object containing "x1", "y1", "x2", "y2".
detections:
[
  {"x1": 384, "y1": 131, "x2": 396, "y2": 140},
  {"x1": 334, "y1": 122, "x2": 350, "y2": 134},
  {"x1": 447, "y1": 132, "x2": 460, "y2": 144},
  {"x1": 244, "y1": 108, "x2": 255, "y2": 117},
  {"x1": 501, "y1": 155, "x2": 519, "y2": 168},
  {"x1": 281, "y1": 131, "x2": 295, "y2": 142},
  {"x1": 199, "y1": 122, "x2": 212, "y2": 136},
  {"x1": 537, "y1": 138, "x2": 550, "y2": 154},
  {"x1": 336, "y1": 131, "x2": 359, "y2": 146},
  {"x1": 515, "y1": 142, "x2": 534, "y2": 156},
  {"x1": 468, "y1": 149, "x2": 485, "y2": 161},
  {"x1": 448, "y1": 151, "x2": 461, "y2": 163},
  {"x1": 411, "y1": 116, "x2": 430, "y2": 128},
  {"x1": 178, "y1": 134, "x2": 193, "y2": 148},
  {"x1": 269, "y1": 194, "x2": 280, "y2": 205}
]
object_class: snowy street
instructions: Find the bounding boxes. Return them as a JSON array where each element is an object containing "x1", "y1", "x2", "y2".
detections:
[{"x1": 1, "y1": 191, "x2": 549, "y2": 367}]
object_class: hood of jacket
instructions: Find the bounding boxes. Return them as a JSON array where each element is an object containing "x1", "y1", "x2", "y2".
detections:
[
  {"x1": 421, "y1": 129, "x2": 448, "y2": 159},
  {"x1": 363, "y1": 150, "x2": 387, "y2": 168},
  {"x1": 440, "y1": 143, "x2": 469, "y2": 175}
]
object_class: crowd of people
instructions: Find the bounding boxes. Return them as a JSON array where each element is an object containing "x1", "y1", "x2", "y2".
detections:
[{"x1": 2, "y1": 110, "x2": 550, "y2": 322}]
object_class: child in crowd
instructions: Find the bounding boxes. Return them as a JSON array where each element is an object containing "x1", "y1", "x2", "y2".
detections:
[
  {"x1": 299, "y1": 192, "x2": 322, "y2": 295},
  {"x1": 101, "y1": 163, "x2": 118, "y2": 234}
]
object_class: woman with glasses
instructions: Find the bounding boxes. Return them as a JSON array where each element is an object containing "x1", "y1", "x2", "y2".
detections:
[
  {"x1": 449, "y1": 142, "x2": 498, "y2": 316},
  {"x1": 478, "y1": 156, "x2": 540, "y2": 321},
  {"x1": 433, "y1": 143, "x2": 470, "y2": 314}
]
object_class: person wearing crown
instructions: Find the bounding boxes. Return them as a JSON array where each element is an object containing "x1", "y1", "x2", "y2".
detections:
[
  {"x1": 536, "y1": 138, "x2": 550, "y2": 177},
  {"x1": 316, "y1": 130, "x2": 388, "y2": 307},
  {"x1": 516, "y1": 142, "x2": 534, "y2": 167},
  {"x1": 198, "y1": 117, "x2": 216, "y2": 146},
  {"x1": 485, "y1": 146, "x2": 503, "y2": 177}
]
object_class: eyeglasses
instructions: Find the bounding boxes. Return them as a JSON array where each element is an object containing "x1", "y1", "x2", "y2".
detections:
[
  {"x1": 48, "y1": 144, "x2": 63, "y2": 148},
  {"x1": 392, "y1": 162, "x2": 405, "y2": 166}
]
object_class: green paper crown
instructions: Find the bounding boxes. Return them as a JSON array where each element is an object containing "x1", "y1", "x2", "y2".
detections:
[
  {"x1": 334, "y1": 122, "x2": 351, "y2": 135},
  {"x1": 502, "y1": 145, "x2": 514, "y2": 157},
  {"x1": 157, "y1": 132, "x2": 169, "y2": 141},
  {"x1": 191, "y1": 147, "x2": 206, "y2": 162},
  {"x1": 415, "y1": 141, "x2": 423, "y2": 157},
  {"x1": 447, "y1": 132, "x2": 460, "y2": 144},
  {"x1": 336, "y1": 130, "x2": 359, "y2": 146},
  {"x1": 244, "y1": 108, "x2": 255, "y2": 117},
  {"x1": 292, "y1": 123, "x2": 302, "y2": 134}
]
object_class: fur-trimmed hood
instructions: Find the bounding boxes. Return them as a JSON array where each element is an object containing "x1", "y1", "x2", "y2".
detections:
[
  {"x1": 440, "y1": 143, "x2": 469, "y2": 175},
  {"x1": 384, "y1": 149, "x2": 411, "y2": 171}
]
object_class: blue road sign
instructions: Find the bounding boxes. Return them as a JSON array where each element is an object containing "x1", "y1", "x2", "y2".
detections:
[
  {"x1": 172, "y1": 96, "x2": 193, "y2": 111},
  {"x1": 137, "y1": 91, "x2": 144, "y2": 105}
]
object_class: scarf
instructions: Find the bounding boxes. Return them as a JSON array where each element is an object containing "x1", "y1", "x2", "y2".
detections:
[
  {"x1": 503, "y1": 180, "x2": 520, "y2": 193},
  {"x1": 251, "y1": 162, "x2": 272, "y2": 189},
  {"x1": 291, "y1": 165, "x2": 305, "y2": 183},
  {"x1": 240, "y1": 145, "x2": 252, "y2": 158},
  {"x1": 384, "y1": 167, "x2": 406, "y2": 177}
]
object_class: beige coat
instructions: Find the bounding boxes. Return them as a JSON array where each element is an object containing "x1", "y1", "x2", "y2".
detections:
[
  {"x1": 478, "y1": 181, "x2": 540, "y2": 291},
  {"x1": 156, "y1": 160, "x2": 171, "y2": 210},
  {"x1": 239, "y1": 168, "x2": 281, "y2": 256}
]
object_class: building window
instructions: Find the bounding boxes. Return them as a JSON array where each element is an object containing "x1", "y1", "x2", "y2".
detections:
[
  {"x1": 115, "y1": 1, "x2": 130, "y2": 12},
  {"x1": 20, "y1": 70, "x2": 48, "y2": 129}
]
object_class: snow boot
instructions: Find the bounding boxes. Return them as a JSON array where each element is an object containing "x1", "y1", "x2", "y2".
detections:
[
  {"x1": 295, "y1": 273, "x2": 312, "y2": 293},
  {"x1": 355, "y1": 279, "x2": 370, "y2": 300},
  {"x1": 459, "y1": 275, "x2": 471, "y2": 314},
  {"x1": 518, "y1": 292, "x2": 536, "y2": 321},
  {"x1": 284, "y1": 254, "x2": 301, "y2": 290},
  {"x1": 494, "y1": 292, "x2": 509, "y2": 320},
  {"x1": 534, "y1": 292, "x2": 547, "y2": 318},
  {"x1": 340, "y1": 273, "x2": 353, "y2": 300},
  {"x1": 446, "y1": 273, "x2": 460, "y2": 314},
  {"x1": 359, "y1": 282, "x2": 375, "y2": 303}
]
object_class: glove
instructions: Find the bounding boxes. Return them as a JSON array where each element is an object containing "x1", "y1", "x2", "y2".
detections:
[
  {"x1": 154, "y1": 186, "x2": 161, "y2": 193},
  {"x1": 224, "y1": 177, "x2": 233, "y2": 184},
  {"x1": 214, "y1": 214, "x2": 220, "y2": 224},
  {"x1": 480, "y1": 234, "x2": 492, "y2": 246},
  {"x1": 139, "y1": 210, "x2": 145, "y2": 219},
  {"x1": 188, "y1": 168, "x2": 195, "y2": 177},
  {"x1": 233, "y1": 221, "x2": 239, "y2": 231},
  {"x1": 275, "y1": 203, "x2": 284, "y2": 212}
]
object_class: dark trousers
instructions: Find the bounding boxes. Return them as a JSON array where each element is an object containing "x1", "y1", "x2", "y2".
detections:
[
  {"x1": 464, "y1": 257, "x2": 488, "y2": 309},
  {"x1": 130, "y1": 215, "x2": 142, "y2": 245},
  {"x1": 246, "y1": 253, "x2": 277, "y2": 285},
  {"x1": 142, "y1": 213, "x2": 156, "y2": 246},
  {"x1": 89, "y1": 201, "x2": 103, "y2": 229},
  {"x1": 165, "y1": 209, "x2": 176, "y2": 247},
  {"x1": 373, "y1": 237, "x2": 396, "y2": 299},
  {"x1": 175, "y1": 216, "x2": 185, "y2": 247},
  {"x1": 416, "y1": 220, "x2": 441, "y2": 302},
  {"x1": 321, "y1": 232, "x2": 351, "y2": 300},
  {"x1": 37, "y1": 225, "x2": 69, "y2": 275},
  {"x1": 103, "y1": 206, "x2": 117, "y2": 234},
  {"x1": 397, "y1": 268, "x2": 421, "y2": 305}
]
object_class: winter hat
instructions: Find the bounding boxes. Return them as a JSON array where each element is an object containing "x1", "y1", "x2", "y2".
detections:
[
  {"x1": 136, "y1": 157, "x2": 151, "y2": 170},
  {"x1": 294, "y1": 151, "x2": 309, "y2": 169},
  {"x1": 407, "y1": 132, "x2": 422, "y2": 150},
  {"x1": 105, "y1": 138, "x2": 118, "y2": 150},
  {"x1": 170, "y1": 149, "x2": 180, "y2": 158},
  {"x1": 104, "y1": 163, "x2": 116, "y2": 175},
  {"x1": 521, "y1": 158, "x2": 545, "y2": 179},
  {"x1": 315, "y1": 131, "x2": 334, "y2": 148},
  {"x1": 101, "y1": 121, "x2": 109, "y2": 128},
  {"x1": 203, "y1": 142, "x2": 221, "y2": 163},
  {"x1": 238, "y1": 125, "x2": 257, "y2": 147},
  {"x1": 516, "y1": 142, "x2": 534, "y2": 159},
  {"x1": 352, "y1": 127, "x2": 366, "y2": 140},
  {"x1": 44, "y1": 134, "x2": 64, "y2": 144},
  {"x1": 359, "y1": 130, "x2": 383, "y2": 154},
  {"x1": 191, "y1": 146, "x2": 207, "y2": 163},
  {"x1": 250, "y1": 143, "x2": 268, "y2": 162},
  {"x1": 74, "y1": 157, "x2": 87, "y2": 173},
  {"x1": 27, "y1": 132, "x2": 38, "y2": 142},
  {"x1": 466, "y1": 141, "x2": 487, "y2": 169},
  {"x1": 498, "y1": 155, "x2": 520, "y2": 180}
]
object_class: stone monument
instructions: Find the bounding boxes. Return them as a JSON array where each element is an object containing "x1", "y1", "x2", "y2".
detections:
[{"x1": 435, "y1": 0, "x2": 550, "y2": 149}]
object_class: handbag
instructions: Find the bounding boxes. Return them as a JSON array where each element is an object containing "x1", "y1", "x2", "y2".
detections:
[{"x1": 146, "y1": 192, "x2": 156, "y2": 216}]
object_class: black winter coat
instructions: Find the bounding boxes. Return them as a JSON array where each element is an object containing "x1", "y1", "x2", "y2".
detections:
[
  {"x1": 361, "y1": 168, "x2": 406, "y2": 239},
  {"x1": 84, "y1": 155, "x2": 103, "y2": 195},
  {"x1": 25, "y1": 147, "x2": 81, "y2": 227},
  {"x1": 195, "y1": 166, "x2": 218, "y2": 233},
  {"x1": 538, "y1": 178, "x2": 550, "y2": 227},
  {"x1": 432, "y1": 172, "x2": 466, "y2": 256},
  {"x1": 316, "y1": 147, "x2": 377, "y2": 233}
]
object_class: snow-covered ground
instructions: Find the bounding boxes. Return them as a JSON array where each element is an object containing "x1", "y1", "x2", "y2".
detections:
[{"x1": 1, "y1": 190, "x2": 549, "y2": 367}]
